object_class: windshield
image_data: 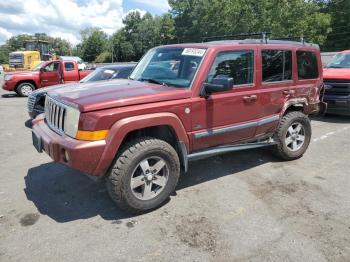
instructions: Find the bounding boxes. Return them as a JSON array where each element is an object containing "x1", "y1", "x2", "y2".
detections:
[
  {"x1": 129, "y1": 47, "x2": 206, "y2": 88},
  {"x1": 325, "y1": 53, "x2": 350, "y2": 68},
  {"x1": 80, "y1": 68, "x2": 118, "y2": 83},
  {"x1": 32, "y1": 62, "x2": 46, "y2": 71}
]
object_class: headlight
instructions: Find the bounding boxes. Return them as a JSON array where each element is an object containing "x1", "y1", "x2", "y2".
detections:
[
  {"x1": 64, "y1": 106, "x2": 80, "y2": 138},
  {"x1": 4, "y1": 74, "x2": 12, "y2": 81},
  {"x1": 45, "y1": 96, "x2": 80, "y2": 138}
]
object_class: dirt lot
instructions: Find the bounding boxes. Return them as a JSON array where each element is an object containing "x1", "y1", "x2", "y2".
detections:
[{"x1": 0, "y1": 87, "x2": 350, "y2": 262}]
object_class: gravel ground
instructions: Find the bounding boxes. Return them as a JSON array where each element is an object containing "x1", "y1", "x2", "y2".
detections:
[{"x1": 0, "y1": 87, "x2": 350, "y2": 262}]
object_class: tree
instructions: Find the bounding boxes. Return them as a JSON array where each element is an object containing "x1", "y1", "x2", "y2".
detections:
[
  {"x1": 80, "y1": 28, "x2": 108, "y2": 62},
  {"x1": 322, "y1": 0, "x2": 350, "y2": 51},
  {"x1": 169, "y1": 0, "x2": 331, "y2": 45}
]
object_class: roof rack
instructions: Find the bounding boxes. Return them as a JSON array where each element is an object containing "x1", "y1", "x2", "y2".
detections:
[
  {"x1": 202, "y1": 32, "x2": 311, "y2": 46},
  {"x1": 202, "y1": 32, "x2": 271, "y2": 43},
  {"x1": 271, "y1": 36, "x2": 306, "y2": 44}
]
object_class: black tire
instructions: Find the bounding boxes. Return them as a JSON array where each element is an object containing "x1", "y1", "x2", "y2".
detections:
[
  {"x1": 16, "y1": 82, "x2": 35, "y2": 97},
  {"x1": 273, "y1": 111, "x2": 311, "y2": 161},
  {"x1": 106, "y1": 137, "x2": 180, "y2": 214}
]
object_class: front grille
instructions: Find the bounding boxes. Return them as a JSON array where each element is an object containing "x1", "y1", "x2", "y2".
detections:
[
  {"x1": 9, "y1": 53, "x2": 24, "y2": 66},
  {"x1": 324, "y1": 80, "x2": 350, "y2": 97},
  {"x1": 45, "y1": 96, "x2": 66, "y2": 134},
  {"x1": 27, "y1": 95, "x2": 36, "y2": 112}
]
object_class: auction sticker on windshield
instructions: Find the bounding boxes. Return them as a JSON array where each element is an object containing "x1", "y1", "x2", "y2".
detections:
[{"x1": 182, "y1": 48, "x2": 206, "y2": 57}]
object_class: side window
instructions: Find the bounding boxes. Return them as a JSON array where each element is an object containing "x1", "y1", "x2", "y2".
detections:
[
  {"x1": 297, "y1": 51, "x2": 319, "y2": 79},
  {"x1": 64, "y1": 62, "x2": 75, "y2": 71},
  {"x1": 207, "y1": 50, "x2": 254, "y2": 86},
  {"x1": 117, "y1": 68, "x2": 132, "y2": 79},
  {"x1": 44, "y1": 62, "x2": 59, "y2": 72},
  {"x1": 262, "y1": 50, "x2": 292, "y2": 82}
]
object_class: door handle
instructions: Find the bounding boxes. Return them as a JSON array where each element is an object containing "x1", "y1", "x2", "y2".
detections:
[
  {"x1": 243, "y1": 95, "x2": 257, "y2": 102},
  {"x1": 283, "y1": 89, "x2": 295, "y2": 95},
  {"x1": 42, "y1": 80, "x2": 48, "y2": 82}
]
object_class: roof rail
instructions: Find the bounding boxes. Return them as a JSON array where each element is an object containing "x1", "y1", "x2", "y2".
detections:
[
  {"x1": 271, "y1": 36, "x2": 306, "y2": 45},
  {"x1": 202, "y1": 32, "x2": 271, "y2": 43}
]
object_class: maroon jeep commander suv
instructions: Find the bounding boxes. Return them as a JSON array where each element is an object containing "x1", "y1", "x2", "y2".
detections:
[{"x1": 31, "y1": 38, "x2": 325, "y2": 213}]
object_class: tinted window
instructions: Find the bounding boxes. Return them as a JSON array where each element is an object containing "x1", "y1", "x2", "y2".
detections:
[
  {"x1": 297, "y1": 51, "x2": 319, "y2": 79},
  {"x1": 207, "y1": 50, "x2": 254, "y2": 86},
  {"x1": 43, "y1": 62, "x2": 59, "y2": 72},
  {"x1": 116, "y1": 68, "x2": 133, "y2": 79},
  {"x1": 65, "y1": 62, "x2": 74, "y2": 71},
  {"x1": 262, "y1": 50, "x2": 292, "y2": 82}
]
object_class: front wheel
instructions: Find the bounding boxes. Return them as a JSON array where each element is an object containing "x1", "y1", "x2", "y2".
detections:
[
  {"x1": 273, "y1": 111, "x2": 312, "y2": 160},
  {"x1": 106, "y1": 137, "x2": 180, "y2": 214},
  {"x1": 16, "y1": 82, "x2": 35, "y2": 97}
]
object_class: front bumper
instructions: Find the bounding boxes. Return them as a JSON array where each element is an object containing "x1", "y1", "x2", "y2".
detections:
[
  {"x1": 32, "y1": 116, "x2": 106, "y2": 176},
  {"x1": 323, "y1": 95, "x2": 350, "y2": 116},
  {"x1": 2, "y1": 80, "x2": 16, "y2": 91}
]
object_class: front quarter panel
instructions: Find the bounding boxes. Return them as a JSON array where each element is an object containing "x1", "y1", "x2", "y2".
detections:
[{"x1": 92, "y1": 112, "x2": 189, "y2": 176}]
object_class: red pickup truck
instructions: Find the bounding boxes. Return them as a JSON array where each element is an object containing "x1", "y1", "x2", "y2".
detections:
[
  {"x1": 2, "y1": 60, "x2": 91, "y2": 96},
  {"x1": 32, "y1": 38, "x2": 325, "y2": 213},
  {"x1": 323, "y1": 50, "x2": 350, "y2": 115}
]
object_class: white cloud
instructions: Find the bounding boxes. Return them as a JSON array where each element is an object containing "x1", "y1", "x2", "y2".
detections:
[
  {"x1": 0, "y1": 0, "x2": 139, "y2": 45},
  {"x1": 0, "y1": 28, "x2": 13, "y2": 43}
]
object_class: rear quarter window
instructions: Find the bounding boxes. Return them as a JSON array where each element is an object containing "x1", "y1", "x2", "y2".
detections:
[
  {"x1": 64, "y1": 62, "x2": 75, "y2": 71},
  {"x1": 297, "y1": 51, "x2": 319, "y2": 80},
  {"x1": 262, "y1": 50, "x2": 292, "y2": 83}
]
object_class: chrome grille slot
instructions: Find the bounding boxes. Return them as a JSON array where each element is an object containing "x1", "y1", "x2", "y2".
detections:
[
  {"x1": 45, "y1": 96, "x2": 66, "y2": 134},
  {"x1": 27, "y1": 96, "x2": 36, "y2": 112}
]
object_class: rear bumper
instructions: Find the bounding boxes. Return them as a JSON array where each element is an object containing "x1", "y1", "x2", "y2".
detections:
[
  {"x1": 323, "y1": 95, "x2": 350, "y2": 116},
  {"x1": 32, "y1": 116, "x2": 106, "y2": 176},
  {"x1": 2, "y1": 80, "x2": 16, "y2": 91}
]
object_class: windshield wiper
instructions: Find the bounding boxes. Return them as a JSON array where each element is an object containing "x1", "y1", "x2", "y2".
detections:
[{"x1": 139, "y1": 78, "x2": 168, "y2": 87}]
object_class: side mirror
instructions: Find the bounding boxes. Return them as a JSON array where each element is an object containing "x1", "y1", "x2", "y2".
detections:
[
  {"x1": 200, "y1": 77, "x2": 234, "y2": 97},
  {"x1": 40, "y1": 68, "x2": 45, "y2": 73}
]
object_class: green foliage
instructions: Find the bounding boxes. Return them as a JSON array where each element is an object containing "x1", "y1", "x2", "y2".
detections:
[
  {"x1": 80, "y1": 28, "x2": 108, "y2": 62},
  {"x1": 169, "y1": 0, "x2": 331, "y2": 45},
  {"x1": 95, "y1": 51, "x2": 112, "y2": 63},
  {"x1": 322, "y1": 0, "x2": 350, "y2": 51}
]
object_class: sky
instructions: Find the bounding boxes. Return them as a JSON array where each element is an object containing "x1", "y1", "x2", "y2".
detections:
[{"x1": 0, "y1": 0, "x2": 170, "y2": 45}]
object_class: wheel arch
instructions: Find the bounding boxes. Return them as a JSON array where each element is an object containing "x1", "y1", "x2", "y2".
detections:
[
  {"x1": 15, "y1": 80, "x2": 37, "y2": 91},
  {"x1": 281, "y1": 98, "x2": 308, "y2": 116},
  {"x1": 93, "y1": 112, "x2": 189, "y2": 176}
]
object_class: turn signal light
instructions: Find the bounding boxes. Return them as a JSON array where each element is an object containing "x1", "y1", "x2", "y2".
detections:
[{"x1": 75, "y1": 130, "x2": 109, "y2": 141}]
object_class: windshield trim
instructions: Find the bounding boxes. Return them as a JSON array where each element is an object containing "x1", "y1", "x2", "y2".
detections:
[{"x1": 129, "y1": 46, "x2": 208, "y2": 89}]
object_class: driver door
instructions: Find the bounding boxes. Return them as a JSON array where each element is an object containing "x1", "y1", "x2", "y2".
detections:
[
  {"x1": 40, "y1": 62, "x2": 61, "y2": 87},
  {"x1": 192, "y1": 49, "x2": 261, "y2": 151}
]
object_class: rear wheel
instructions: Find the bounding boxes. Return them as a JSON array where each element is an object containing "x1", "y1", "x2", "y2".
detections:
[
  {"x1": 106, "y1": 137, "x2": 180, "y2": 214},
  {"x1": 16, "y1": 82, "x2": 35, "y2": 97},
  {"x1": 273, "y1": 111, "x2": 311, "y2": 160}
]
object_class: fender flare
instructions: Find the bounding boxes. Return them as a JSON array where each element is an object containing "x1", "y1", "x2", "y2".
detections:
[
  {"x1": 281, "y1": 98, "x2": 308, "y2": 116},
  {"x1": 92, "y1": 112, "x2": 189, "y2": 176}
]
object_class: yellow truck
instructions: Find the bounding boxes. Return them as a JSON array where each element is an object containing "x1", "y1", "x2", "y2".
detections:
[
  {"x1": 8, "y1": 40, "x2": 54, "y2": 71},
  {"x1": 9, "y1": 50, "x2": 42, "y2": 70}
]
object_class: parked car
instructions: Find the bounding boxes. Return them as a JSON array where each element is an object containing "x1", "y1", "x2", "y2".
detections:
[
  {"x1": 323, "y1": 50, "x2": 350, "y2": 115},
  {"x1": 31, "y1": 38, "x2": 325, "y2": 213},
  {"x1": 27, "y1": 64, "x2": 135, "y2": 118},
  {"x1": 2, "y1": 60, "x2": 92, "y2": 96}
]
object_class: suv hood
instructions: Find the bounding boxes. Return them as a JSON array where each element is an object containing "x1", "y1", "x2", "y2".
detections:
[
  {"x1": 49, "y1": 79, "x2": 191, "y2": 112},
  {"x1": 323, "y1": 68, "x2": 350, "y2": 80}
]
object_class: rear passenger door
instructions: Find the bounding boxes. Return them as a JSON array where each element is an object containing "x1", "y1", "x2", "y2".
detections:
[
  {"x1": 62, "y1": 62, "x2": 79, "y2": 83},
  {"x1": 192, "y1": 49, "x2": 262, "y2": 151},
  {"x1": 255, "y1": 48, "x2": 294, "y2": 136}
]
